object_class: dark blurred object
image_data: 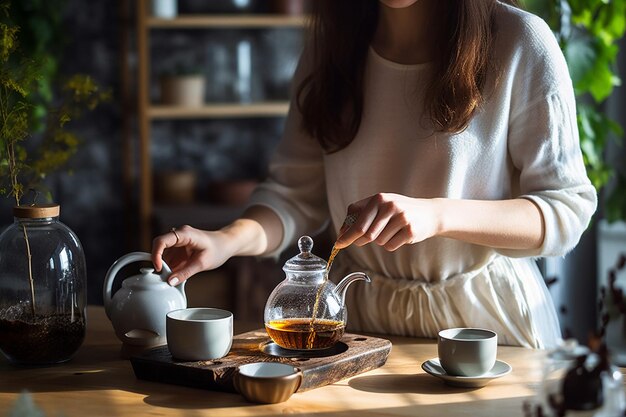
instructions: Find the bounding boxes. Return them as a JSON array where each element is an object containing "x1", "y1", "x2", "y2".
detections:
[
  {"x1": 207, "y1": 180, "x2": 258, "y2": 206},
  {"x1": 269, "y1": 0, "x2": 310, "y2": 15},
  {"x1": 154, "y1": 171, "x2": 198, "y2": 204},
  {"x1": 562, "y1": 354, "x2": 604, "y2": 411},
  {"x1": 178, "y1": 0, "x2": 260, "y2": 14}
]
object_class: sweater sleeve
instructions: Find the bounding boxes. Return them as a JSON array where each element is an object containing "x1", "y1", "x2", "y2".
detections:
[
  {"x1": 246, "y1": 54, "x2": 330, "y2": 258},
  {"x1": 496, "y1": 13, "x2": 597, "y2": 258}
]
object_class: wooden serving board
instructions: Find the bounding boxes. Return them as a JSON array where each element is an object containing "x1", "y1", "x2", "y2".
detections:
[{"x1": 130, "y1": 329, "x2": 392, "y2": 392}]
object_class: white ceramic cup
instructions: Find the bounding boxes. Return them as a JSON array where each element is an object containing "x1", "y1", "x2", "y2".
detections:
[
  {"x1": 166, "y1": 308, "x2": 233, "y2": 361},
  {"x1": 438, "y1": 328, "x2": 497, "y2": 377}
]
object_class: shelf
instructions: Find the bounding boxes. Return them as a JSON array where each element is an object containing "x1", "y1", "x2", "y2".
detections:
[
  {"x1": 148, "y1": 102, "x2": 290, "y2": 119},
  {"x1": 147, "y1": 14, "x2": 308, "y2": 29},
  {"x1": 152, "y1": 203, "x2": 246, "y2": 232},
  {"x1": 133, "y1": 0, "x2": 307, "y2": 249}
]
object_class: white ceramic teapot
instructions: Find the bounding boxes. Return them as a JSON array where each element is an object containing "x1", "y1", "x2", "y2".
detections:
[{"x1": 103, "y1": 252, "x2": 187, "y2": 350}]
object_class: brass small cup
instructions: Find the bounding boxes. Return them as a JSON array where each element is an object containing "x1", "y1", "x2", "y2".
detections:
[{"x1": 234, "y1": 362, "x2": 303, "y2": 404}]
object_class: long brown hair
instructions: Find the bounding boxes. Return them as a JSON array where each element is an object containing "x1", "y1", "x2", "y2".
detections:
[{"x1": 296, "y1": 0, "x2": 519, "y2": 153}]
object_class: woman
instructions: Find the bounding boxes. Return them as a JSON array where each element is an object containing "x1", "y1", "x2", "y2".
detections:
[{"x1": 152, "y1": 0, "x2": 597, "y2": 349}]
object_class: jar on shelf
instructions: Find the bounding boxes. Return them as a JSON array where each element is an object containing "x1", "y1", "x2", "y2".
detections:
[
  {"x1": 0, "y1": 204, "x2": 87, "y2": 365},
  {"x1": 151, "y1": 0, "x2": 178, "y2": 18}
]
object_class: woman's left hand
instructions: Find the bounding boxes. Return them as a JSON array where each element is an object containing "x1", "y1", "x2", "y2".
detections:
[{"x1": 334, "y1": 193, "x2": 440, "y2": 251}]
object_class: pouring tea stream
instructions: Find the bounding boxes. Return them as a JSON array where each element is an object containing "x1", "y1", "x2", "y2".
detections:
[{"x1": 264, "y1": 235, "x2": 370, "y2": 350}]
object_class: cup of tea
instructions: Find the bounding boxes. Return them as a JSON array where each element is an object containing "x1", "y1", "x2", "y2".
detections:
[
  {"x1": 438, "y1": 328, "x2": 497, "y2": 377},
  {"x1": 166, "y1": 307, "x2": 233, "y2": 361},
  {"x1": 235, "y1": 362, "x2": 303, "y2": 404}
]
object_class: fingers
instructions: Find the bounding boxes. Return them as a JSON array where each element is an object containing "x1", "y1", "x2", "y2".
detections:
[
  {"x1": 336, "y1": 194, "x2": 392, "y2": 248},
  {"x1": 338, "y1": 199, "x2": 371, "y2": 235},
  {"x1": 168, "y1": 265, "x2": 200, "y2": 286},
  {"x1": 168, "y1": 254, "x2": 206, "y2": 286},
  {"x1": 353, "y1": 203, "x2": 396, "y2": 246},
  {"x1": 382, "y1": 227, "x2": 412, "y2": 251},
  {"x1": 151, "y1": 237, "x2": 168, "y2": 272},
  {"x1": 151, "y1": 225, "x2": 189, "y2": 272},
  {"x1": 150, "y1": 225, "x2": 221, "y2": 286},
  {"x1": 338, "y1": 215, "x2": 355, "y2": 236},
  {"x1": 335, "y1": 193, "x2": 420, "y2": 251},
  {"x1": 335, "y1": 212, "x2": 373, "y2": 249},
  {"x1": 373, "y1": 213, "x2": 409, "y2": 246}
]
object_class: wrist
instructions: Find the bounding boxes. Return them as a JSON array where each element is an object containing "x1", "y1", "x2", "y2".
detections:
[
  {"x1": 220, "y1": 218, "x2": 267, "y2": 257},
  {"x1": 432, "y1": 198, "x2": 449, "y2": 238}
]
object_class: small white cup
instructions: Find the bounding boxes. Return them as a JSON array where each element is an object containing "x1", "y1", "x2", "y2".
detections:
[
  {"x1": 438, "y1": 328, "x2": 497, "y2": 377},
  {"x1": 166, "y1": 308, "x2": 233, "y2": 361}
]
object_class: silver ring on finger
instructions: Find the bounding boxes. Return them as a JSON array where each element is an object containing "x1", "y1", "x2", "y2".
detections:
[{"x1": 170, "y1": 227, "x2": 180, "y2": 244}]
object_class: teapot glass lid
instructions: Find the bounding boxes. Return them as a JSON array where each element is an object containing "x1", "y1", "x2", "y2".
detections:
[{"x1": 283, "y1": 236, "x2": 327, "y2": 272}]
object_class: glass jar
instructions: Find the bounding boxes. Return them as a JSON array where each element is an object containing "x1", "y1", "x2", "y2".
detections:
[
  {"x1": 540, "y1": 340, "x2": 626, "y2": 417},
  {"x1": 0, "y1": 204, "x2": 87, "y2": 365},
  {"x1": 541, "y1": 340, "x2": 590, "y2": 415}
]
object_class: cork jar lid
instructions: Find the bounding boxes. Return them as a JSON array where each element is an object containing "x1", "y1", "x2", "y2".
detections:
[{"x1": 13, "y1": 204, "x2": 60, "y2": 219}]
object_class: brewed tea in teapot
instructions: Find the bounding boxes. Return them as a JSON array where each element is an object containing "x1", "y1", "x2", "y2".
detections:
[{"x1": 264, "y1": 236, "x2": 370, "y2": 350}]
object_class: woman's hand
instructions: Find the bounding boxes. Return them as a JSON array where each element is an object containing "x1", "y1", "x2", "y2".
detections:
[
  {"x1": 152, "y1": 225, "x2": 234, "y2": 286},
  {"x1": 335, "y1": 193, "x2": 440, "y2": 251},
  {"x1": 151, "y1": 206, "x2": 285, "y2": 286},
  {"x1": 335, "y1": 195, "x2": 546, "y2": 252}
]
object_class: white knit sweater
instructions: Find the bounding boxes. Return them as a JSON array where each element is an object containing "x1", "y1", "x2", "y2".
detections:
[{"x1": 248, "y1": 3, "x2": 597, "y2": 348}]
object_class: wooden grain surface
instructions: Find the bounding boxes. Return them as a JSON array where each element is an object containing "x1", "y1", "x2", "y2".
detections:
[
  {"x1": 131, "y1": 329, "x2": 392, "y2": 392},
  {"x1": 1, "y1": 306, "x2": 624, "y2": 417}
]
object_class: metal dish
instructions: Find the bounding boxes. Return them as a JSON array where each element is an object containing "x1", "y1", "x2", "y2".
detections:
[{"x1": 234, "y1": 362, "x2": 303, "y2": 403}]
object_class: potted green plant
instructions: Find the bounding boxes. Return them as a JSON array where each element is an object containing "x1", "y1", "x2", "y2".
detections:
[{"x1": 0, "y1": 0, "x2": 108, "y2": 365}]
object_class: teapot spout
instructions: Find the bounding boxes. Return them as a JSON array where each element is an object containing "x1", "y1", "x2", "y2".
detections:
[{"x1": 334, "y1": 272, "x2": 370, "y2": 307}]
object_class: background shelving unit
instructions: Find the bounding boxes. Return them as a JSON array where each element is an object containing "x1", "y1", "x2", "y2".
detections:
[
  {"x1": 147, "y1": 14, "x2": 306, "y2": 28},
  {"x1": 135, "y1": 0, "x2": 307, "y2": 249},
  {"x1": 147, "y1": 102, "x2": 290, "y2": 119}
]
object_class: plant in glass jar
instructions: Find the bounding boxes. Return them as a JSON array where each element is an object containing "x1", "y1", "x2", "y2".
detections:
[{"x1": 0, "y1": 0, "x2": 109, "y2": 365}]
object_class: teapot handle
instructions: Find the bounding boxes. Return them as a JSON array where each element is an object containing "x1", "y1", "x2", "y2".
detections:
[{"x1": 102, "y1": 251, "x2": 173, "y2": 319}]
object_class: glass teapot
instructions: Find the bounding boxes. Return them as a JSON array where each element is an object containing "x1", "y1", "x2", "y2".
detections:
[{"x1": 264, "y1": 236, "x2": 370, "y2": 350}]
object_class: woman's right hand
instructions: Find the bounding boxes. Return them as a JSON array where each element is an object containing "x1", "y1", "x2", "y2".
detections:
[
  {"x1": 151, "y1": 206, "x2": 284, "y2": 286},
  {"x1": 151, "y1": 225, "x2": 235, "y2": 287}
]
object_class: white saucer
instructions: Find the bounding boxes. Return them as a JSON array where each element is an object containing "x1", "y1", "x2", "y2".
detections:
[{"x1": 421, "y1": 358, "x2": 512, "y2": 388}]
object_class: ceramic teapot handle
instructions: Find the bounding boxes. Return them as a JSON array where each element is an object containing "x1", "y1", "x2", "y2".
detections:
[{"x1": 102, "y1": 251, "x2": 172, "y2": 319}]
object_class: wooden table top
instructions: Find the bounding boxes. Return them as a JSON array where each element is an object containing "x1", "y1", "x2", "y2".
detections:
[{"x1": 0, "y1": 306, "x2": 607, "y2": 417}]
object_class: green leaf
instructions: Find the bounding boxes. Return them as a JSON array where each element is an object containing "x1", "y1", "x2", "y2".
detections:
[
  {"x1": 607, "y1": 118, "x2": 624, "y2": 139},
  {"x1": 522, "y1": 0, "x2": 561, "y2": 28},
  {"x1": 597, "y1": 2, "x2": 626, "y2": 40},
  {"x1": 0, "y1": 22, "x2": 18, "y2": 62},
  {"x1": 563, "y1": 34, "x2": 596, "y2": 86},
  {"x1": 606, "y1": 174, "x2": 626, "y2": 223}
]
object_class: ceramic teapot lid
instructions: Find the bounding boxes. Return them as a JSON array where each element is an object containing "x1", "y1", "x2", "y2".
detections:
[{"x1": 283, "y1": 236, "x2": 327, "y2": 272}]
